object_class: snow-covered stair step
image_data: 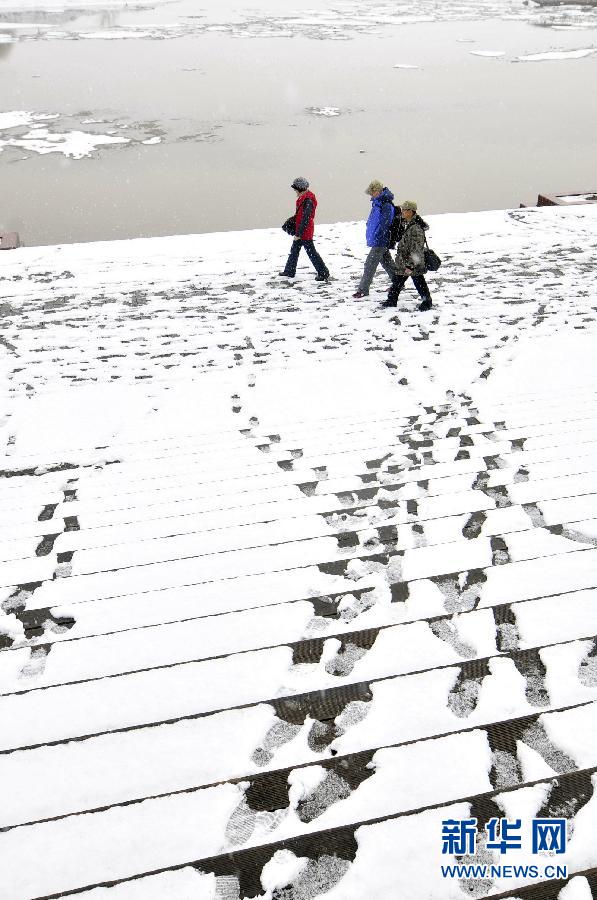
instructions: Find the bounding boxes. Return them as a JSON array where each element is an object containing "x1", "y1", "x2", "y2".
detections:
[
  {"x1": 16, "y1": 402, "x2": 597, "y2": 514},
  {"x1": 24, "y1": 420, "x2": 596, "y2": 506},
  {"x1": 3, "y1": 382, "x2": 591, "y2": 471},
  {"x1": 243, "y1": 411, "x2": 597, "y2": 461},
  {"x1": 57, "y1": 868, "x2": 220, "y2": 899},
  {"x1": 0, "y1": 398, "x2": 462, "y2": 468},
  {"x1": 31, "y1": 420, "x2": 596, "y2": 507},
  {"x1": 0, "y1": 494, "x2": 66, "y2": 524},
  {"x1": 1, "y1": 499, "x2": 581, "y2": 590},
  {"x1": 4, "y1": 431, "x2": 597, "y2": 548},
  {"x1": 5, "y1": 404, "x2": 590, "y2": 521},
  {"x1": 0, "y1": 482, "x2": 309, "y2": 538},
  {"x1": 23, "y1": 409, "x2": 597, "y2": 504},
  {"x1": 27, "y1": 506, "x2": 594, "y2": 593},
  {"x1": 5, "y1": 576, "x2": 597, "y2": 696},
  {"x1": 62, "y1": 867, "x2": 597, "y2": 899},
  {"x1": 16, "y1": 482, "x2": 596, "y2": 565},
  {"x1": 61, "y1": 420, "x2": 597, "y2": 504},
  {"x1": 0, "y1": 518, "x2": 491, "y2": 588},
  {"x1": 1, "y1": 482, "x2": 583, "y2": 573},
  {"x1": 60, "y1": 404, "x2": 597, "y2": 474},
  {"x1": 29, "y1": 449, "x2": 597, "y2": 533},
  {"x1": 0, "y1": 470, "x2": 70, "y2": 502},
  {"x1": 19, "y1": 542, "x2": 597, "y2": 636},
  {"x1": 35, "y1": 459, "x2": 597, "y2": 568},
  {"x1": 0, "y1": 534, "x2": 48, "y2": 564},
  {"x1": 8, "y1": 500, "x2": 597, "y2": 635},
  {"x1": 2, "y1": 680, "x2": 595, "y2": 834},
  {"x1": 471, "y1": 385, "x2": 597, "y2": 417},
  {"x1": 2, "y1": 728, "x2": 596, "y2": 899},
  {"x1": 5, "y1": 499, "x2": 593, "y2": 593},
  {"x1": 2, "y1": 624, "x2": 597, "y2": 753}
]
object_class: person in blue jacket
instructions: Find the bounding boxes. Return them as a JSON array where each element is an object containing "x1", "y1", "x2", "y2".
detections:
[{"x1": 353, "y1": 180, "x2": 398, "y2": 298}]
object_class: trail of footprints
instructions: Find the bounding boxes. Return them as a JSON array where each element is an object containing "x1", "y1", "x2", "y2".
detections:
[{"x1": 2, "y1": 209, "x2": 597, "y2": 897}]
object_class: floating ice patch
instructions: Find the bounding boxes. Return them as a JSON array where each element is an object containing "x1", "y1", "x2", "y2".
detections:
[
  {"x1": 517, "y1": 47, "x2": 597, "y2": 61},
  {"x1": 0, "y1": 0, "x2": 172, "y2": 8},
  {"x1": 306, "y1": 106, "x2": 342, "y2": 117},
  {"x1": 470, "y1": 50, "x2": 505, "y2": 57},
  {"x1": 0, "y1": 111, "x2": 166, "y2": 159},
  {"x1": 1, "y1": 127, "x2": 129, "y2": 158},
  {"x1": 0, "y1": 32, "x2": 15, "y2": 42},
  {"x1": 393, "y1": 63, "x2": 420, "y2": 69},
  {"x1": 0, "y1": 111, "x2": 34, "y2": 131},
  {"x1": 0, "y1": 111, "x2": 60, "y2": 131},
  {"x1": 80, "y1": 30, "x2": 153, "y2": 39}
]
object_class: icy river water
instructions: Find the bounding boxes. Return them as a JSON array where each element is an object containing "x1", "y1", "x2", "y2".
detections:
[{"x1": 1, "y1": 0, "x2": 597, "y2": 246}]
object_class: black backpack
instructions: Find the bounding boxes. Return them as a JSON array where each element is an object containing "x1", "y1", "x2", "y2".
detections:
[{"x1": 388, "y1": 205, "x2": 403, "y2": 249}]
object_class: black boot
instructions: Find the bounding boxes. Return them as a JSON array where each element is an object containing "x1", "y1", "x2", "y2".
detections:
[
  {"x1": 381, "y1": 287, "x2": 398, "y2": 308},
  {"x1": 418, "y1": 298, "x2": 433, "y2": 311}
]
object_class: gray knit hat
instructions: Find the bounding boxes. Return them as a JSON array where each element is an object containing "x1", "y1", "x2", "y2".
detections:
[
  {"x1": 291, "y1": 177, "x2": 309, "y2": 191},
  {"x1": 401, "y1": 200, "x2": 418, "y2": 212}
]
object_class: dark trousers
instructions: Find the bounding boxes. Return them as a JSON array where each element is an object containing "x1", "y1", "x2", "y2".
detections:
[
  {"x1": 282, "y1": 239, "x2": 329, "y2": 278},
  {"x1": 389, "y1": 272, "x2": 431, "y2": 302}
]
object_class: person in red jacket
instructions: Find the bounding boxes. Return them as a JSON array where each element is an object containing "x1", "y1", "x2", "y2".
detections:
[{"x1": 279, "y1": 177, "x2": 330, "y2": 281}]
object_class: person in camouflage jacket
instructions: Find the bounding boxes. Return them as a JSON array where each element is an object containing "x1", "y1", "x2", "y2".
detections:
[{"x1": 384, "y1": 200, "x2": 433, "y2": 311}]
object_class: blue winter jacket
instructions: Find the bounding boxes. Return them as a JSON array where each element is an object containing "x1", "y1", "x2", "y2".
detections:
[{"x1": 365, "y1": 187, "x2": 395, "y2": 248}]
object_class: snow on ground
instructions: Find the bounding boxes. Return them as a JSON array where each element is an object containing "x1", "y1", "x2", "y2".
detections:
[
  {"x1": 2, "y1": 204, "x2": 597, "y2": 897},
  {"x1": 558, "y1": 193, "x2": 597, "y2": 203}
]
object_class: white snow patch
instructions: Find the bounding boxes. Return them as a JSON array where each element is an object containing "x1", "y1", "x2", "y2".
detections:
[
  {"x1": 470, "y1": 49, "x2": 505, "y2": 57},
  {"x1": 559, "y1": 877, "x2": 594, "y2": 900},
  {"x1": 260, "y1": 849, "x2": 309, "y2": 893},
  {"x1": 287, "y1": 765, "x2": 328, "y2": 809},
  {"x1": 516, "y1": 739, "x2": 558, "y2": 782},
  {"x1": 558, "y1": 192, "x2": 597, "y2": 203}
]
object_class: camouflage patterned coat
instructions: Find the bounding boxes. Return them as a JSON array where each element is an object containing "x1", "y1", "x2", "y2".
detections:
[{"x1": 394, "y1": 216, "x2": 429, "y2": 276}]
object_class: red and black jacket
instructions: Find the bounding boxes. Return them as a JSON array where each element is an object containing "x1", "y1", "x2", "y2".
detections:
[{"x1": 295, "y1": 190, "x2": 317, "y2": 241}]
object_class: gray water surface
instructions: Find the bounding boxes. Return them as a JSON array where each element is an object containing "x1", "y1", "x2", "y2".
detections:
[{"x1": 1, "y1": 0, "x2": 597, "y2": 246}]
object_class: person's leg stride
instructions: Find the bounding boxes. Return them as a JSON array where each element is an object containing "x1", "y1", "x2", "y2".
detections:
[
  {"x1": 380, "y1": 250, "x2": 398, "y2": 281},
  {"x1": 383, "y1": 273, "x2": 408, "y2": 307},
  {"x1": 281, "y1": 240, "x2": 302, "y2": 277},
  {"x1": 303, "y1": 240, "x2": 329, "y2": 279},
  {"x1": 356, "y1": 247, "x2": 385, "y2": 296},
  {"x1": 412, "y1": 274, "x2": 433, "y2": 310}
]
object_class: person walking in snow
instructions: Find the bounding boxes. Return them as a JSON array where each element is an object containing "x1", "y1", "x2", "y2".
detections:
[
  {"x1": 353, "y1": 180, "x2": 398, "y2": 298},
  {"x1": 279, "y1": 177, "x2": 330, "y2": 282},
  {"x1": 383, "y1": 200, "x2": 433, "y2": 311}
]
